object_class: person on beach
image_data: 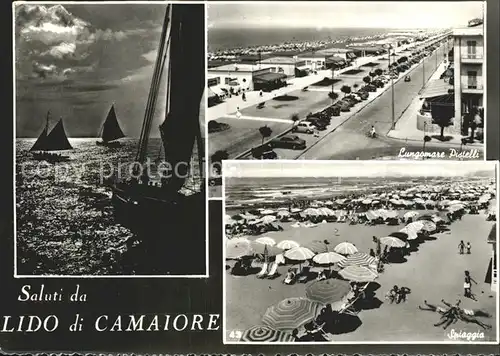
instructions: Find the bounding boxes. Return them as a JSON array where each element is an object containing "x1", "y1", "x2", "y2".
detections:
[
  {"x1": 458, "y1": 240, "x2": 465, "y2": 254},
  {"x1": 291, "y1": 328, "x2": 300, "y2": 342},
  {"x1": 242, "y1": 92, "x2": 246, "y2": 101},
  {"x1": 397, "y1": 286, "x2": 411, "y2": 303},
  {"x1": 386, "y1": 285, "x2": 399, "y2": 304},
  {"x1": 464, "y1": 270, "x2": 477, "y2": 299},
  {"x1": 369, "y1": 248, "x2": 376, "y2": 258},
  {"x1": 466, "y1": 242, "x2": 471, "y2": 254},
  {"x1": 259, "y1": 90, "x2": 263, "y2": 97},
  {"x1": 236, "y1": 107, "x2": 242, "y2": 119},
  {"x1": 370, "y1": 125, "x2": 376, "y2": 138}
]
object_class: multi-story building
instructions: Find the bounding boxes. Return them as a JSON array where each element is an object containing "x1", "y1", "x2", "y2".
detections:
[{"x1": 452, "y1": 22, "x2": 484, "y2": 135}]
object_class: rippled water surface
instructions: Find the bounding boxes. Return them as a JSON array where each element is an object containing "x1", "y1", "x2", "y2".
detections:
[{"x1": 16, "y1": 138, "x2": 203, "y2": 275}]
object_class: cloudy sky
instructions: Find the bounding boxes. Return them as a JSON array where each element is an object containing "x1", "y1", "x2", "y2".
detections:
[
  {"x1": 15, "y1": 3, "x2": 204, "y2": 138},
  {"x1": 224, "y1": 161, "x2": 497, "y2": 178},
  {"x1": 208, "y1": 2, "x2": 484, "y2": 29}
]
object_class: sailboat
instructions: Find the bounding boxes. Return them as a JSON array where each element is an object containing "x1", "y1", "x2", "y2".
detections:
[
  {"x1": 110, "y1": 4, "x2": 205, "y2": 274},
  {"x1": 30, "y1": 111, "x2": 72, "y2": 163},
  {"x1": 96, "y1": 104, "x2": 125, "y2": 147}
]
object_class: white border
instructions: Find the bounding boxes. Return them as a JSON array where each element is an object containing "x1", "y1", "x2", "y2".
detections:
[
  {"x1": 221, "y1": 159, "x2": 499, "y2": 345},
  {"x1": 13, "y1": 1, "x2": 209, "y2": 278},
  {"x1": 483, "y1": 0, "x2": 487, "y2": 160}
]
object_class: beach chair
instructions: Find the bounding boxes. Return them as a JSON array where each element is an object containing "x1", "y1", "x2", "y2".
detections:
[
  {"x1": 257, "y1": 102, "x2": 265, "y2": 109},
  {"x1": 256, "y1": 262, "x2": 269, "y2": 279},
  {"x1": 266, "y1": 262, "x2": 281, "y2": 279},
  {"x1": 298, "y1": 266, "x2": 311, "y2": 283}
]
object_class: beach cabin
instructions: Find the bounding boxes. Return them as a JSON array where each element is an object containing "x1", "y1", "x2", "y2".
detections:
[
  {"x1": 259, "y1": 56, "x2": 306, "y2": 77},
  {"x1": 297, "y1": 52, "x2": 329, "y2": 71},
  {"x1": 485, "y1": 223, "x2": 497, "y2": 292},
  {"x1": 207, "y1": 63, "x2": 273, "y2": 92}
]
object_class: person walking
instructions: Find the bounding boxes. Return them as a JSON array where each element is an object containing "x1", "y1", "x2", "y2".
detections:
[
  {"x1": 464, "y1": 270, "x2": 477, "y2": 299},
  {"x1": 458, "y1": 240, "x2": 465, "y2": 255},
  {"x1": 466, "y1": 242, "x2": 471, "y2": 254}
]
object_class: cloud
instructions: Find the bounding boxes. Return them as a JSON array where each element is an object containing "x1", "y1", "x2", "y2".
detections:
[{"x1": 15, "y1": 4, "x2": 129, "y2": 80}]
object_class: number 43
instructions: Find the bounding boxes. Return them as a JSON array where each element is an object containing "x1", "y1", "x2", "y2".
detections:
[{"x1": 229, "y1": 330, "x2": 242, "y2": 339}]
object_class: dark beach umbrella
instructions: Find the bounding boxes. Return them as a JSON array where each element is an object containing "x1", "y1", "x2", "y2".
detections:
[
  {"x1": 389, "y1": 232, "x2": 409, "y2": 241},
  {"x1": 262, "y1": 297, "x2": 321, "y2": 331},
  {"x1": 418, "y1": 214, "x2": 434, "y2": 221},
  {"x1": 240, "y1": 325, "x2": 294, "y2": 342},
  {"x1": 306, "y1": 279, "x2": 352, "y2": 305}
]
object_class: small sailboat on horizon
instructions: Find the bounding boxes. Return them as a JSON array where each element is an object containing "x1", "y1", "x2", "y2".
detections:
[
  {"x1": 30, "y1": 111, "x2": 73, "y2": 163},
  {"x1": 96, "y1": 104, "x2": 125, "y2": 148}
]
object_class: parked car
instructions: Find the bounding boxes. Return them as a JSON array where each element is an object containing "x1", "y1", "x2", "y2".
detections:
[
  {"x1": 363, "y1": 84, "x2": 377, "y2": 92},
  {"x1": 356, "y1": 90, "x2": 369, "y2": 100},
  {"x1": 336, "y1": 100, "x2": 351, "y2": 112},
  {"x1": 292, "y1": 121, "x2": 315, "y2": 134},
  {"x1": 269, "y1": 135, "x2": 306, "y2": 150},
  {"x1": 345, "y1": 94, "x2": 362, "y2": 103},
  {"x1": 251, "y1": 143, "x2": 278, "y2": 159},
  {"x1": 330, "y1": 106, "x2": 341, "y2": 116},
  {"x1": 306, "y1": 116, "x2": 329, "y2": 128},
  {"x1": 372, "y1": 80, "x2": 384, "y2": 88}
]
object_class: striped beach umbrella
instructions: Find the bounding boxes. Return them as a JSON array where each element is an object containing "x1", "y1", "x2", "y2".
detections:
[
  {"x1": 304, "y1": 240, "x2": 330, "y2": 254},
  {"x1": 240, "y1": 325, "x2": 294, "y2": 342},
  {"x1": 284, "y1": 247, "x2": 315, "y2": 261},
  {"x1": 420, "y1": 220, "x2": 437, "y2": 232},
  {"x1": 254, "y1": 237, "x2": 276, "y2": 246},
  {"x1": 334, "y1": 242, "x2": 358, "y2": 255},
  {"x1": 313, "y1": 251, "x2": 346, "y2": 265},
  {"x1": 379, "y1": 236, "x2": 406, "y2": 248},
  {"x1": 262, "y1": 297, "x2": 321, "y2": 331},
  {"x1": 306, "y1": 279, "x2": 353, "y2": 305},
  {"x1": 339, "y1": 265, "x2": 378, "y2": 282},
  {"x1": 338, "y1": 252, "x2": 376, "y2": 268},
  {"x1": 260, "y1": 215, "x2": 277, "y2": 224},
  {"x1": 226, "y1": 238, "x2": 252, "y2": 259},
  {"x1": 276, "y1": 240, "x2": 300, "y2": 250},
  {"x1": 407, "y1": 221, "x2": 425, "y2": 232}
]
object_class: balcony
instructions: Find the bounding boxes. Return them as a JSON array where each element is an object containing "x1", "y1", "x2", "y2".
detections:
[
  {"x1": 461, "y1": 82, "x2": 484, "y2": 94},
  {"x1": 461, "y1": 53, "x2": 483, "y2": 63}
]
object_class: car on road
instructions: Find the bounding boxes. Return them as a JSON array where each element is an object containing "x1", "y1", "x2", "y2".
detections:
[
  {"x1": 362, "y1": 84, "x2": 377, "y2": 92},
  {"x1": 335, "y1": 100, "x2": 351, "y2": 112},
  {"x1": 291, "y1": 121, "x2": 315, "y2": 134},
  {"x1": 269, "y1": 135, "x2": 307, "y2": 150},
  {"x1": 371, "y1": 80, "x2": 384, "y2": 88}
]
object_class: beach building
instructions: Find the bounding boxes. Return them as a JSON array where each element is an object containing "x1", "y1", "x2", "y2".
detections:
[
  {"x1": 452, "y1": 22, "x2": 484, "y2": 136},
  {"x1": 259, "y1": 56, "x2": 307, "y2": 77},
  {"x1": 316, "y1": 48, "x2": 358, "y2": 62},
  {"x1": 296, "y1": 52, "x2": 329, "y2": 71},
  {"x1": 486, "y1": 223, "x2": 497, "y2": 292},
  {"x1": 207, "y1": 63, "x2": 287, "y2": 92}
]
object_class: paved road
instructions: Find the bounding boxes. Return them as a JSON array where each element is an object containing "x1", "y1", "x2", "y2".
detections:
[{"x1": 302, "y1": 44, "x2": 447, "y2": 160}]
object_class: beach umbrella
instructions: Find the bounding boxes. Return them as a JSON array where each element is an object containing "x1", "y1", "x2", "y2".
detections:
[
  {"x1": 303, "y1": 208, "x2": 320, "y2": 216},
  {"x1": 403, "y1": 211, "x2": 419, "y2": 220},
  {"x1": 362, "y1": 199, "x2": 372, "y2": 205},
  {"x1": 240, "y1": 325, "x2": 294, "y2": 342},
  {"x1": 448, "y1": 204, "x2": 465, "y2": 212},
  {"x1": 389, "y1": 232, "x2": 408, "y2": 241},
  {"x1": 379, "y1": 236, "x2": 406, "y2": 248},
  {"x1": 260, "y1": 209, "x2": 275, "y2": 215},
  {"x1": 226, "y1": 238, "x2": 252, "y2": 259},
  {"x1": 339, "y1": 265, "x2": 378, "y2": 283},
  {"x1": 284, "y1": 247, "x2": 315, "y2": 261},
  {"x1": 420, "y1": 220, "x2": 437, "y2": 232},
  {"x1": 254, "y1": 237, "x2": 276, "y2": 246},
  {"x1": 277, "y1": 210, "x2": 290, "y2": 218},
  {"x1": 304, "y1": 240, "x2": 330, "y2": 254},
  {"x1": 338, "y1": 252, "x2": 376, "y2": 268},
  {"x1": 417, "y1": 214, "x2": 434, "y2": 221},
  {"x1": 260, "y1": 215, "x2": 277, "y2": 224},
  {"x1": 276, "y1": 240, "x2": 300, "y2": 250},
  {"x1": 399, "y1": 226, "x2": 418, "y2": 240},
  {"x1": 334, "y1": 242, "x2": 358, "y2": 255},
  {"x1": 290, "y1": 208, "x2": 302, "y2": 213},
  {"x1": 305, "y1": 279, "x2": 353, "y2": 305},
  {"x1": 262, "y1": 297, "x2": 321, "y2": 331},
  {"x1": 313, "y1": 251, "x2": 346, "y2": 265},
  {"x1": 251, "y1": 242, "x2": 281, "y2": 256}
]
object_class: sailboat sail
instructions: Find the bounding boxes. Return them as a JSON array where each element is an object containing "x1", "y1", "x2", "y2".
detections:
[
  {"x1": 101, "y1": 105, "x2": 125, "y2": 142},
  {"x1": 44, "y1": 119, "x2": 73, "y2": 151},
  {"x1": 30, "y1": 126, "x2": 48, "y2": 151},
  {"x1": 158, "y1": 5, "x2": 205, "y2": 192}
]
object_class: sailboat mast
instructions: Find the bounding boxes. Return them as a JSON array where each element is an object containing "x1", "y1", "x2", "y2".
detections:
[{"x1": 136, "y1": 6, "x2": 170, "y2": 164}]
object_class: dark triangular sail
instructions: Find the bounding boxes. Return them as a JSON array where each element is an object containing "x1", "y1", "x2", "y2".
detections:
[
  {"x1": 44, "y1": 119, "x2": 73, "y2": 151},
  {"x1": 101, "y1": 105, "x2": 125, "y2": 142},
  {"x1": 30, "y1": 126, "x2": 48, "y2": 151},
  {"x1": 159, "y1": 5, "x2": 205, "y2": 192}
]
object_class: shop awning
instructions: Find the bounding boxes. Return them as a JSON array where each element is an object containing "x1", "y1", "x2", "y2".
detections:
[
  {"x1": 346, "y1": 52, "x2": 357, "y2": 59},
  {"x1": 420, "y1": 79, "x2": 453, "y2": 99},
  {"x1": 253, "y1": 72, "x2": 287, "y2": 83}
]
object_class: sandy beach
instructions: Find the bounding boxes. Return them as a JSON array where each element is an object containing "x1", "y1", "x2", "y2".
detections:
[{"x1": 225, "y1": 211, "x2": 497, "y2": 342}]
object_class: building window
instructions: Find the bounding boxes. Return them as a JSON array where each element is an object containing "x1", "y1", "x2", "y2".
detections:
[
  {"x1": 466, "y1": 40, "x2": 477, "y2": 58},
  {"x1": 225, "y1": 78, "x2": 231, "y2": 85},
  {"x1": 207, "y1": 77, "x2": 220, "y2": 87},
  {"x1": 467, "y1": 71, "x2": 477, "y2": 89}
]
